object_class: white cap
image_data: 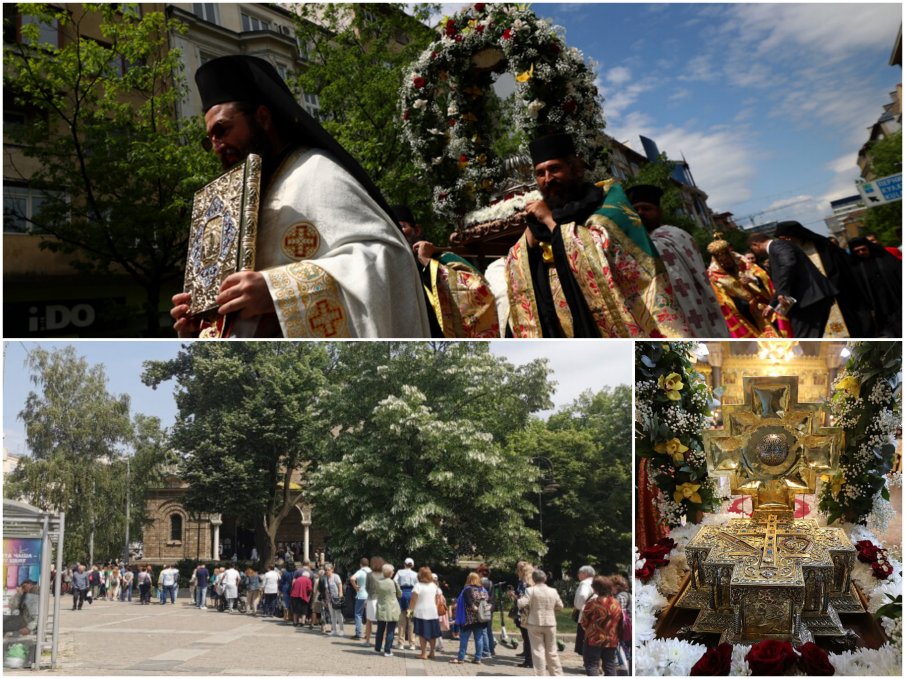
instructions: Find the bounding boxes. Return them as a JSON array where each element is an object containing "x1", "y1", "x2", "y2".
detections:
[{"x1": 405, "y1": 558, "x2": 414, "y2": 566}]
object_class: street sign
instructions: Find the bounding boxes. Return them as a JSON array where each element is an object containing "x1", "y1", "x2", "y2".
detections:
[{"x1": 857, "y1": 173, "x2": 902, "y2": 206}]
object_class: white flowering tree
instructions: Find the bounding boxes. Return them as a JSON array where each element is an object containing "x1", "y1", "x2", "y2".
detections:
[{"x1": 309, "y1": 342, "x2": 553, "y2": 566}]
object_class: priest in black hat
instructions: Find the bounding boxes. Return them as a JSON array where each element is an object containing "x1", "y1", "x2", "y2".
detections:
[
  {"x1": 625, "y1": 184, "x2": 728, "y2": 337},
  {"x1": 390, "y1": 205, "x2": 499, "y2": 338},
  {"x1": 505, "y1": 132, "x2": 688, "y2": 337},
  {"x1": 170, "y1": 55, "x2": 429, "y2": 338}
]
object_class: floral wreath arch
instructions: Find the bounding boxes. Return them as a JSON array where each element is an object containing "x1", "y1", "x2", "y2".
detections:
[{"x1": 401, "y1": 3, "x2": 607, "y2": 223}]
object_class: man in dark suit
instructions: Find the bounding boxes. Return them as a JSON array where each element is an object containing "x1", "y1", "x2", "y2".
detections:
[{"x1": 748, "y1": 232, "x2": 837, "y2": 337}]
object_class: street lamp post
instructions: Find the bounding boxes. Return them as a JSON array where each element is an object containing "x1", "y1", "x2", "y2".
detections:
[
  {"x1": 123, "y1": 456, "x2": 131, "y2": 565},
  {"x1": 530, "y1": 456, "x2": 557, "y2": 544}
]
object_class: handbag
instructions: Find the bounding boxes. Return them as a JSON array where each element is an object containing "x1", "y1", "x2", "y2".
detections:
[
  {"x1": 331, "y1": 595, "x2": 344, "y2": 609},
  {"x1": 435, "y1": 592, "x2": 448, "y2": 616}
]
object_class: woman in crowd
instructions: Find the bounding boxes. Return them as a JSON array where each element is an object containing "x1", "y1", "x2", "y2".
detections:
[
  {"x1": 450, "y1": 571, "x2": 490, "y2": 665},
  {"x1": 108, "y1": 565, "x2": 121, "y2": 601},
  {"x1": 261, "y1": 564, "x2": 281, "y2": 617},
  {"x1": 373, "y1": 563, "x2": 402, "y2": 657},
  {"x1": 509, "y1": 561, "x2": 534, "y2": 668},
  {"x1": 245, "y1": 567, "x2": 262, "y2": 616},
  {"x1": 579, "y1": 576, "x2": 623, "y2": 676},
  {"x1": 322, "y1": 563, "x2": 345, "y2": 637},
  {"x1": 121, "y1": 567, "x2": 134, "y2": 602},
  {"x1": 611, "y1": 574, "x2": 631, "y2": 673},
  {"x1": 289, "y1": 567, "x2": 313, "y2": 627},
  {"x1": 408, "y1": 566, "x2": 442, "y2": 660},
  {"x1": 518, "y1": 569, "x2": 565, "y2": 675},
  {"x1": 433, "y1": 574, "x2": 448, "y2": 652}
]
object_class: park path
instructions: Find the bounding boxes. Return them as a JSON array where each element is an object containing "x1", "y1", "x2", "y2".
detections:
[{"x1": 9, "y1": 595, "x2": 586, "y2": 676}]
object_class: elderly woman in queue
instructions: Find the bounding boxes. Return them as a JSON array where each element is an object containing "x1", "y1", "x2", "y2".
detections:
[
  {"x1": 374, "y1": 563, "x2": 403, "y2": 656},
  {"x1": 450, "y1": 572, "x2": 490, "y2": 665},
  {"x1": 517, "y1": 569, "x2": 565, "y2": 675},
  {"x1": 579, "y1": 576, "x2": 623, "y2": 676},
  {"x1": 508, "y1": 561, "x2": 535, "y2": 668},
  {"x1": 407, "y1": 566, "x2": 442, "y2": 659}
]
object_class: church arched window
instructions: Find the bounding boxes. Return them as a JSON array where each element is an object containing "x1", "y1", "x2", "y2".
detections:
[{"x1": 170, "y1": 513, "x2": 183, "y2": 542}]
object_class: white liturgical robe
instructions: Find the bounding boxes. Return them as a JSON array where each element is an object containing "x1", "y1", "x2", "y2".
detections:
[{"x1": 232, "y1": 147, "x2": 430, "y2": 338}]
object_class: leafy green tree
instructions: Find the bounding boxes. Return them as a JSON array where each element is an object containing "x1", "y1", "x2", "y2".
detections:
[
  {"x1": 7, "y1": 347, "x2": 134, "y2": 564},
  {"x1": 624, "y1": 157, "x2": 698, "y2": 234},
  {"x1": 4, "y1": 4, "x2": 219, "y2": 336},
  {"x1": 289, "y1": 3, "x2": 442, "y2": 238},
  {"x1": 512, "y1": 386, "x2": 632, "y2": 577},
  {"x1": 141, "y1": 343, "x2": 333, "y2": 566},
  {"x1": 860, "y1": 130, "x2": 902, "y2": 246},
  {"x1": 310, "y1": 342, "x2": 555, "y2": 566}
]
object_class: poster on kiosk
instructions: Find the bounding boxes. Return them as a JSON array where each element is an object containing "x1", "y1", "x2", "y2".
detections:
[{"x1": 3, "y1": 538, "x2": 43, "y2": 616}]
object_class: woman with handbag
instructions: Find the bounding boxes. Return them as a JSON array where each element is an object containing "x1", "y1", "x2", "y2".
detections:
[
  {"x1": 449, "y1": 572, "x2": 490, "y2": 665},
  {"x1": 323, "y1": 563, "x2": 345, "y2": 637},
  {"x1": 408, "y1": 566, "x2": 442, "y2": 660},
  {"x1": 508, "y1": 561, "x2": 535, "y2": 668}
]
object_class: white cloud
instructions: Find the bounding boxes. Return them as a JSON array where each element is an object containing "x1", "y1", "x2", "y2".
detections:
[
  {"x1": 606, "y1": 66, "x2": 632, "y2": 85},
  {"x1": 678, "y1": 54, "x2": 717, "y2": 82},
  {"x1": 668, "y1": 88, "x2": 692, "y2": 104}
]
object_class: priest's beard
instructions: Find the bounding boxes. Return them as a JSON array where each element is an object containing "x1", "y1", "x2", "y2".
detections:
[
  {"x1": 220, "y1": 117, "x2": 275, "y2": 171},
  {"x1": 539, "y1": 179, "x2": 585, "y2": 210}
]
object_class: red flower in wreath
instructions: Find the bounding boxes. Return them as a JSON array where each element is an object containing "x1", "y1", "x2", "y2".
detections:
[
  {"x1": 402, "y1": 110, "x2": 409, "y2": 121},
  {"x1": 640, "y1": 544, "x2": 672, "y2": 561},
  {"x1": 658, "y1": 537, "x2": 677, "y2": 550},
  {"x1": 797, "y1": 642, "x2": 835, "y2": 676},
  {"x1": 445, "y1": 18, "x2": 457, "y2": 37},
  {"x1": 474, "y1": 3, "x2": 486, "y2": 12},
  {"x1": 475, "y1": 24, "x2": 485, "y2": 34},
  {"x1": 413, "y1": 76, "x2": 427, "y2": 89},
  {"x1": 502, "y1": 28, "x2": 513, "y2": 40},
  {"x1": 871, "y1": 560, "x2": 893, "y2": 579},
  {"x1": 448, "y1": 118, "x2": 457, "y2": 128},
  {"x1": 430, "y1": 51, "x2": 438, "y2": 60},
  {"x1": 745, "y1": 640, "x2": 798, "y2": 676},
  {"x1": 549, "y1": 41, "x2": 562, "y2": 55},
  {"x1": 634, "y1": 561, "x2": 656, "y2": 582},
  {"x1": 562, "y1": 99, "x2": 578, "y2": 115},
  {"x1": 455, "y1": 34, "x2": 463, "y2": 43},
  {"x1": 690, "y1": 643, "x2": 732, "y2": 676}
]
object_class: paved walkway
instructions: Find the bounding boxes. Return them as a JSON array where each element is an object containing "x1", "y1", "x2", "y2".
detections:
[{"x1": 12, "y1": 596, "x2": 586, "y2": 675}]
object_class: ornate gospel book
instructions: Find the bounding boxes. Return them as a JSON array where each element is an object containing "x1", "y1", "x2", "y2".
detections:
[{"x1": 183, "y1": 154, "x2": 262, "y2": 328}]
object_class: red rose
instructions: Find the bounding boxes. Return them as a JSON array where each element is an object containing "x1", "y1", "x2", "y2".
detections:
[
  {"x1": 562, "y1": 99, "x2": 577, "y2": 115},
  {"x1": 445, "y1": 18, "x2": 457, "y2": 37},
  {"x1": 871, "y1": 560, "x2": 893, "y2": 579},
  {"x1": 745, "y1": 640, "x2": 797, "y2": 676},
  {"x1": 455, "y1": 34, "x2": 463, "y2": 42},
  {"x1": 690, "y1": 643, "x2": 732, "y2": 676},
  {"x1": 413, "y1": 76, "x2": 427, "y2": 89},
  {"x1": 475, "y1": 24, "x2": 484, "y2": 34},
  {"x1": 634, "y1": 561, "x2": 656, "y2": 582},
  {"x1": 797, "y1": 642, "x2": 835, "y2": 676},
  {"x1": 430, "y1": 51, "x2": 438, "y2": 60},
  {"x1": 448, "y1": 118, "x2": 457, "y2": 127},
  {"x1": 459, "y1": 154, "x2": 468, "y2": 164},
  {"x1": 644, "y1": 557, "x2": 669, "y2": 568},
  {"x1": 474, "y1": 3, "x2": 485, "y2": 12},
  {"x1": 658, "y1": 537, "x2": 677, "y2": 550},
  {"x1": 502, "y1": 28, "x2": 512, "y2": 40},
  {"x1": 640, "y1": 544, "x2": 671, "y2": 561},
  {"x1": 402, "y1": 110, "x2": 409, "y2": 121}
]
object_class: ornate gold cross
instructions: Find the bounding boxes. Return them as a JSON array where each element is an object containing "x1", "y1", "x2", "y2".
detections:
[{"x1": 703, "y1": 376, "x2": 842, "y2": 517}]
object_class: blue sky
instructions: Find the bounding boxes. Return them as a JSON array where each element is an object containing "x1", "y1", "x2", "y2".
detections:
[
  {"x1": 429, "y1": 2, "x2": 902, "y2": 233},
  {"x1": 2, "y1": 340, "x2": 633, "y2": 457}
]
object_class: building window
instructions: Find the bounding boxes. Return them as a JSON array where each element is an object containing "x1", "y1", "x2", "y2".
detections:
[
  {"x1": 193, "y1": 3, "x2": 218, "y2": 25},
  {"x1": 169, "y1": 514, "x2": 183, "y2": 542},
  {"x1": 241, "y1": 13, "x2": 270, "y2": 32},
  {"x1": 20, "y1": 13, "x2": 60, "y2": 48},
  {"x1": 3, "y1": 185, "x2": 54, "y2": 234},
  {"x1": 302, "y1": 92, "x2": 321, "y2": 120}
]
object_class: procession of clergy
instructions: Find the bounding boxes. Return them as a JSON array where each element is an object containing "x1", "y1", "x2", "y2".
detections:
[{"x1": 171, "y1": 55, "x2": 901, "y2": 340}]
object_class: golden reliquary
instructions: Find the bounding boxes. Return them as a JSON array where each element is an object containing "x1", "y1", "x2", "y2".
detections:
[
  {"x1": 183, "y1": 154, "x2": 262, "y2": 328},
  {"x1": 675, "y1": 376, "x2": 865, "y2": 645}
]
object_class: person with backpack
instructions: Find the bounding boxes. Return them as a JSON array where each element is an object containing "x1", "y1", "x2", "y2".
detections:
[
  {"x1": 579, "y1": 576, "x2": 623, "y2": 676},
  {"x1": 449, "y1": 572, "x2": 491, "y2": 666},
  {"x1": 517, "y1": 569, "x2": 565, "y2": 675},
  {"x1": 611, "y1": 575, "x2": 632, "y2": 675}
]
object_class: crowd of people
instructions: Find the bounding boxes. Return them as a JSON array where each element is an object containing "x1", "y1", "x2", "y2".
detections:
[
  {"x1": 168, "y1": 53, "x2": 900, "y2": 341},
  {"x1": 50, "y1": 556, "x2": 631, "y2": 676}
]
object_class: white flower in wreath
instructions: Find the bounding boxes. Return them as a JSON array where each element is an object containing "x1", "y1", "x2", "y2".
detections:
[
  {"x1": 447, "y1": 102, "x2": 459, "y2": 116},
  {"x1": 431, "y1": 157, "x2": 443, "y2": 166},
  {"x1": 413, "y1": 98, "x2": 428, "y2": 110},
  {"x1": 527, "y1": 99, "x2": 546, "y2": 118}
]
